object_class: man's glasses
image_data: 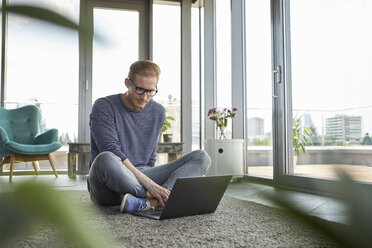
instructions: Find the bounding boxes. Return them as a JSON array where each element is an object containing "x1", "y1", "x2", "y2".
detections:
[{"x1": 129, "y1": 78, "x2": 158, "y2": 97}]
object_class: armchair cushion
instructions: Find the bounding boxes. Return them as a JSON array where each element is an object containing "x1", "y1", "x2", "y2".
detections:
[
  {"x1": 35, "y1": 129, "x2": 59, "y2": 144},
  {"x1": 3, "y1": 141, "x2": 62, "y2": 155}
]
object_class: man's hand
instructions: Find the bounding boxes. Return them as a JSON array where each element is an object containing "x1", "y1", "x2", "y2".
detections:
[
  {"x1": 145, "y1": 181, "x2": 170, "y2": 207},
  {"x1": 122, "y1": 158, "x2": 170, "y2": 206}
]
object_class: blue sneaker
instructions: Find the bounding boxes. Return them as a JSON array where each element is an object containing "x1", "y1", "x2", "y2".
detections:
[{"x1": 120, "y1": 194, "x2": 151, "y2": 213}]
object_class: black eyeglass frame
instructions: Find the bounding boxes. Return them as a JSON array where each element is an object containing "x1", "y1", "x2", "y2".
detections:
[{"x1": 128, "y1": 78, "x2": 158, "y2": 97}]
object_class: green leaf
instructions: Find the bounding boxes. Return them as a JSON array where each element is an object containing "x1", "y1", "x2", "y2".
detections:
[
  {"x1": 2, "y1": 5, "x2": 79, "y2": 30},
  {"x1": 1, "y1": 5, "x2": 105, "y2": 43},
  {"x1": 0, "y1": 181, "x2": 110, "y2": 248},
  {"x1": 293, "y1": 115, "x2": 313, "y2": 155}
]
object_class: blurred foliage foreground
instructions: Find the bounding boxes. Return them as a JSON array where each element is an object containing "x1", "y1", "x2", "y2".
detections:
[
  {"x1": 0, "y1": 3, "x2": 107, "y2": 247},
  {"x1": 0, "y1": 181, "x2": 111, "y2": 248},
  {"x1": 0, "y1": 4, "x2": 108, "y2": 247}
]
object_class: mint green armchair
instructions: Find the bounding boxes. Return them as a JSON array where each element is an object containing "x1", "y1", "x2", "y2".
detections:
[{"x1": 0, "y1": 105, "x2": 62, "y2": 181}]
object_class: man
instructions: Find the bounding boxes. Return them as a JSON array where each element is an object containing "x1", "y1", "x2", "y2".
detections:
[{"x1": 88, "y1": 60, "x2": 211, "y2": 213}]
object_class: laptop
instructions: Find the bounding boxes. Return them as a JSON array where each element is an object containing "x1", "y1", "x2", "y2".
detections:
[{"x1": 132, "y1": 175, "x2": 232, "y2": 220}]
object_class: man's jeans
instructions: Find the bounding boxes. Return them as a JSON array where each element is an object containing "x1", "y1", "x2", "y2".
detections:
[{"x1": 88, "y1": 150, "x2": 211, "y2": 206}]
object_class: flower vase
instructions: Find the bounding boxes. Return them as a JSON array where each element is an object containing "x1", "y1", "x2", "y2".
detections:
[{"x1": 216, "y1": 126, "x2": 227, "y2": 140}]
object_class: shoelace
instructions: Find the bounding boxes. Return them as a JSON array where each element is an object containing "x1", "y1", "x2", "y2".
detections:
[{"x1": 136, "y1": 200, "x2": 150, "y2": 211}]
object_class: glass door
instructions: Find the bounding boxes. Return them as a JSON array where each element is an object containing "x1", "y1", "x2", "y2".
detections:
[
  {"x1": 245, "y1": 0, "x2": 273, "y2": 178},
  {"x1": 88, "y1": 0, "x2": 149, "y2": 103},
  {"x1": 92, "y1": 7, "x2": 139, "y2": 102},
  {"x1": 77, "y1": 0, "x2": 149, "y2": 172},
  {"x1": 289, "y1": 0, "x2": 372, "y2": 183},
  {"x1": 278, "y1": 0, "x2": 372, "y2": 193},
  {"x1": 81, "y1": 0, "x2": 149, "y2": 132}
]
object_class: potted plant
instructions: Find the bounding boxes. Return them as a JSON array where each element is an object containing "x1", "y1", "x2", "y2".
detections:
[
  {"x1": 293, "y1": 115, "x2": 313, "y2": 166},
  {"x1": 161, "y1": 109, "x2": 175, "y2": 143}
]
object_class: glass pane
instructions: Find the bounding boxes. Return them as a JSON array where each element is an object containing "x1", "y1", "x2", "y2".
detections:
[
  {"x1": 215, "y1": 0, "x2": 232, "y2": 139},
  {"x1": 5, "y1": 0, "x2": 79, "y2": 172},
  {"x1": 153, "y1": 3, "x2": 181, "y2": 144},
  {"x1": 92, "y1": 8, "x2": 139, "y2": 102},
  {"x1": 245, "y1": 0, "x2": 273, "y2": 178},
  {"x1": 290, "y1": 0, "x2": 372, "y2": 183},
  {"x1": 0, "y1": 0, "x2": 2, "y2": 104},
  {"x1": 192, "y1": 6, "x2": 201, "y2": 150},
  {"x1": 0, "y1": 1, "x2": 2, "y2": 175},
  {"x1": 200, "y1": 7, "x2": 205, "y2": 149}
]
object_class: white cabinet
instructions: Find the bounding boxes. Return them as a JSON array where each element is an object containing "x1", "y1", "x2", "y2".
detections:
[{"x1": 204, "y1": 139, "x2": 244, "y2": 176}]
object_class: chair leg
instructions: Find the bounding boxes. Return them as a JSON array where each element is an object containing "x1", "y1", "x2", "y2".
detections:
[
  {"x1": 9, "y1": 154, "x2": 15, "y2": 182},
  {"x1": 0, "y1": 157, "x2": 6, "y2": 168},
  {"x1": 48, "y1": 154, "x2": 58, "y2": 177},
  {"x1": 32, "y1": 161, "x2": 40, "y2": 176}
]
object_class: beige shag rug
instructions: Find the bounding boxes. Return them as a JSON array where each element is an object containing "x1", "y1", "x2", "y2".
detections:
[{"x1": 8, "y1": 190, "x2": 340, "y2": 248}]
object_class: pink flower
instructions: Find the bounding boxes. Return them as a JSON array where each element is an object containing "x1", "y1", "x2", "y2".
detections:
[{"x1": 208, "y1": 107, "x2": 237, "y2": 127}]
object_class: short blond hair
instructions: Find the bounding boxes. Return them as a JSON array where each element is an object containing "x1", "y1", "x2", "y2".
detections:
[{"x1": 128, "y1": 60, "x2": 161, "y2": 81}]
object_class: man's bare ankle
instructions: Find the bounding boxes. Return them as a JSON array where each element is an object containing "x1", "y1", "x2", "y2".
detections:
[
  {"x1": 146, "y1": 192, "x2": 152, "y2": 199},
  {"x1": 149, "y1": 198, "x2": 161, "y2": 208}
]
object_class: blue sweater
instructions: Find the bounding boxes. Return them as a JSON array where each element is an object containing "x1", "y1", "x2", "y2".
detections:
[{"x1": 89, "y1": 94, "x2": 165, "y2": 168}]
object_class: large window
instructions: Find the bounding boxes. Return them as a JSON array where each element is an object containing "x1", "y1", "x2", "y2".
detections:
[
  {"x1": 92, "y1": 8, "x2": 139, "y2": 102},
  {"x1": 0, "y1": 0, "x2": 3, "y2": 106},
  {"x1": 4, "y1": 0, "x2": 79, "y2": 172},
  {"x1": 290, "y1": 0, "x2": 372, "y2": 183},
  {"x1": 152, "y1": 3, "x2": 181, "y2": 144},
  {"x1": 245, "y1": 0, "x2": 273, "y2": 178},
  {"x1": 192, "y1": 5, "x2": 202, "y2": 150},
  {"x1": 215, "y1": 0, "x2": 232, "y2": 139}
]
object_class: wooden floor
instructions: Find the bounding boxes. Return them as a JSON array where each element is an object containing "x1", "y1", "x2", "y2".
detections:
[{"x1": 248, "y1": 164, "x2": 372, "y2": 183}]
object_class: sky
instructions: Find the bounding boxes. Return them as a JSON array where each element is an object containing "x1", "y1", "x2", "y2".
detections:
[
  {"x1": 291, "y1": 0, "x2": 372, "y2": 110},
  {"x1": 290, "y1": 0, "x2": 372, "y2": 135},
  {"x1": 3, "y1": 0, "x2": 372, "y2": 141},
  {"x1": 92, "y1": 8, "x2": 139, "y2": 102},
  {"x1": 243, "y1": 0, "x2": 372, "y2": 135}
]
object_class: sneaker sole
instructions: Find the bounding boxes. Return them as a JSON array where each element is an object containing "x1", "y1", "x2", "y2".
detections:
[{"x1": 120, "y1": 194, "x2": 130, "y2": 213}]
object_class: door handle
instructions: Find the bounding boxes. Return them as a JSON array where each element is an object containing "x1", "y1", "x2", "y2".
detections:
[
  {"x1": 273, "y1": 65, "x2": 281, "y2": 84},
  {"x1": 272, "y1": 65, "x2": 281, "y2": 98}
]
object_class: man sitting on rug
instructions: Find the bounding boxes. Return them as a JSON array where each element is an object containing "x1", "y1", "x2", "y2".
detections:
[{"x1": 87, "y1": 60, "x2": 211, "y2": 213}]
